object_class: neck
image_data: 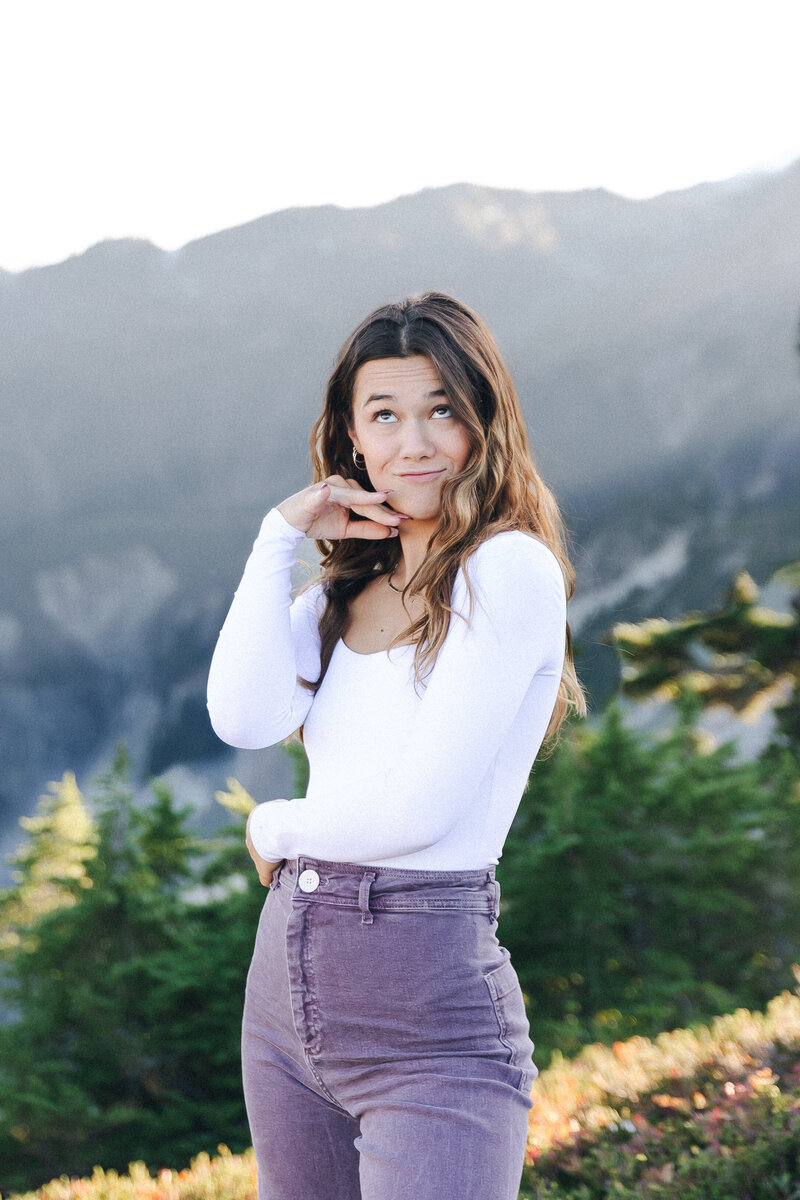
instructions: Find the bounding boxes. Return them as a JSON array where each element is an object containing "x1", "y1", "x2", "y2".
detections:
[{"x1": 394, "y1": 518, "x2": 437, "y2": 586}]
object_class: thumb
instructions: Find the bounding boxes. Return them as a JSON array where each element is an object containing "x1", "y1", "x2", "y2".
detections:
[{"x1": 308, "y1": 481, "x2": 330, "y2": 508}]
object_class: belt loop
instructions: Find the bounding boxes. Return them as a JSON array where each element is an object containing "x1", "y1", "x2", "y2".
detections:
[
  {"x1": 359, "y1": 871, "x2": 377, "y2": 925},
  {"x1": 490, "y1": 877, "x2": 501, "y2": 923}
]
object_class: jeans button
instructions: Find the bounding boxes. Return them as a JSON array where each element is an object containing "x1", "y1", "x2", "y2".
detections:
[{"x1": 298, "y1": 869, "x2": 320, "y2": 893}]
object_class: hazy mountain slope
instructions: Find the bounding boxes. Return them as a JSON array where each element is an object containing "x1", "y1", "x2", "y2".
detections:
[
  {"x1": 1, "y1": 166, "x2": 798, "y2": 868},
  {"x1": 2, "y1": 167, "x2": 798, "y2": 532}
]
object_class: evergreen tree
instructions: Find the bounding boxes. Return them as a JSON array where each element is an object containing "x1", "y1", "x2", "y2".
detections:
[
  {"x1": 610, "y1": 563, "x2": 800, "y2": 746},
  {"x1": 497, "y1": 701, "x2": 800, "y2": 1066},
  {"x1": 0, "y1": 772, "x2": 97, "y2": 955},
  {"x1": 0, "y1": 749, "x2": 257, "y2": 1193}
]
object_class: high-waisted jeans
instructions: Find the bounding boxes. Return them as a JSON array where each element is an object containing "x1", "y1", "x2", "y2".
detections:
[{"x1": 241, "y1": 855, "x2": 537, "y2": 1200}]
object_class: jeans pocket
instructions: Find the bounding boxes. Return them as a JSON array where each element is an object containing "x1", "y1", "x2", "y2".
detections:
[{"x1": 484, "y1": 954, "x2": 536, "y2": 1088}]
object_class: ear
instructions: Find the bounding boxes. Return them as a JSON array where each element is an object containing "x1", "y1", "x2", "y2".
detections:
[{"x1": 347, "y1": 425, "x2": 361, "y2": 452}]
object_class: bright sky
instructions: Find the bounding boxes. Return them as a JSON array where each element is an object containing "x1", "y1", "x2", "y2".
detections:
[{"x1": 2, "y1": 0, "x2": 799, "y2": 272}]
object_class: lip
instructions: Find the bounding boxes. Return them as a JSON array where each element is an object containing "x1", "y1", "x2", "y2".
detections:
[{"x1": 397, "y1": 469, "x2": 445, "y2": 481}]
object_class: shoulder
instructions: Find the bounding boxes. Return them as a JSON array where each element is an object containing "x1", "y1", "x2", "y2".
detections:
[
  {"x1": 449, "y1": 532, "x2": 566, "y2": 661},
  {"x1": 292, "y1": 578, "x2": 327, "y2": 624},
  {"x1": 298, "y1": 578, "x2": 327, "y2": 608},
  {"x1": 465, "y1": 531, "x2": 565, "y2": 599}
]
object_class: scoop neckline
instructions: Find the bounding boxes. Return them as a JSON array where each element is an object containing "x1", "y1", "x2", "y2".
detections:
[{"x1": 338, "y1": 638, "x2": 414, "y2": 659}]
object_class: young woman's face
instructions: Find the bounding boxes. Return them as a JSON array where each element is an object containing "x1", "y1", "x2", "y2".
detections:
[{"x1": 348, "y1": 356, "x2": 472, "y2": 524}]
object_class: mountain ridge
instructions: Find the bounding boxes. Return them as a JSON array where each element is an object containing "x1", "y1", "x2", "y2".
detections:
[{"x1": 1, "y1": 164, "x2": 798, "y2": 866}]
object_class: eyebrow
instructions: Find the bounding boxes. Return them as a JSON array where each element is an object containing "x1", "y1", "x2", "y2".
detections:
[{"x1": 363, "y1": 388, "x2": 448, "y2": 406}]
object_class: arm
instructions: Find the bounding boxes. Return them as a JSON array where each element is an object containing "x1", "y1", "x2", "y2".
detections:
[
  {"x1": 248, "y1": 533, "x2": 567, "y2": 862},
  {"x1": 206, "y1": 477, "x2": 403, "y2": 747},
  {"x1": 206, "y1": 507, "x2": 321, "y2": 748}
]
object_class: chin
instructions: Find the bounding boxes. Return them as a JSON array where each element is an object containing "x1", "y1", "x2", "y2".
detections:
[{"x1": 405, "y1": 508, "x2": 442, "y2": 524}]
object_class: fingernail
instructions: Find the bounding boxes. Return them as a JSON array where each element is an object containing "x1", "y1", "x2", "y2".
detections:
[{"x1": 389, "y1": 528, "x2": 399, "y2": 537}]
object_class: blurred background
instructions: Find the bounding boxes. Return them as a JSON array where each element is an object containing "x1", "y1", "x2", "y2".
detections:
[{"x1": 1, "y1": 0, "x2": 800, "y2": 1193}]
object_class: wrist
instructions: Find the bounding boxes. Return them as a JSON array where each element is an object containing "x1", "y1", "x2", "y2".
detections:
[
  {"x1": 248, "y1": 799, "x2": 290, "y2": 862},
  {"x1": 257, "y1": 507, "x2": 306, "y2": 544},
  {"x1": 276, "y1": 498, "x2": 310, "y2": 534}
]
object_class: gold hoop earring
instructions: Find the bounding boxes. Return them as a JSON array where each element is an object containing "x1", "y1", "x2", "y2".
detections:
[{"x1": 352, "y1": 446, "x2": 366, "y2": 470}]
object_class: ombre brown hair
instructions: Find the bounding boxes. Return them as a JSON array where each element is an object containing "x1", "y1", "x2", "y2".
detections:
[{"x1": 304, "y1": 292, "x2": 585, "y2": 743}]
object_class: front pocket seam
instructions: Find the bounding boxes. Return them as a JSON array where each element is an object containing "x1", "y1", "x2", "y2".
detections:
[
  {"x1": 485, "y1": 955, "x2": 518, "y2": 1001},
  {"x1": 484, "y1": 959, "x2": 537, "y2": 1093},
  {"x1": 484, "y1": 973, "x2": 515, "y2": 1061}
]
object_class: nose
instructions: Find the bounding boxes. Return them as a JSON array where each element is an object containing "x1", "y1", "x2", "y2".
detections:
[{"x1": 399, "y1": 417, "x2": 435, "y2": 460}]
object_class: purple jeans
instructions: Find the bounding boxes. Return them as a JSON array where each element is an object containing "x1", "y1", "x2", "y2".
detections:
[{"x1": 242, "y1": 855, "x2": 537, "y2": 1200}]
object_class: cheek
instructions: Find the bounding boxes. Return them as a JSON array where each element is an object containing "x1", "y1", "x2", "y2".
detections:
[
  {"x1": 363, "y1": 432, "x2": 392, "y2": 460},
  {"x1": 449, "y1": 427, "x2": 473, "y2": 470}
]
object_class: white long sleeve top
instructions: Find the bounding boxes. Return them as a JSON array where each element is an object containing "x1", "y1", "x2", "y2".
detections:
[{"x1": 207, "y1": 507, "x2": 566, "y2": 871}]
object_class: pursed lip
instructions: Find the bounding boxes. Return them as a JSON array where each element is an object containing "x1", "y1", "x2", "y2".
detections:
[{"x1": 397, "y1": 469, "x2": 445, "y2": 481}]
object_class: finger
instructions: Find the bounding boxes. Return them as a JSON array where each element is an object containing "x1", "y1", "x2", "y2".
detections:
[
  {"x1": 343, "y1": 518, "x2": 401, "y2": 540},
  {"x1": 306, "y1": 481, "x2": 333, "y2": 510},
  {"x1": 349, "y1": 505, "x2": 407, "y2": 527},
  {"x1": 323, "y1": 486, "x2": 408, "y2": 525},
  {"x1": 324, "y1": 482, "x2": 396, "y2": 507}
]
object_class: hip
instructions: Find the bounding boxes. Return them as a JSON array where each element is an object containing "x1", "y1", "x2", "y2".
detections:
[{"x1": 246, "y1": 855, "x2": 537, "y2": 1090}]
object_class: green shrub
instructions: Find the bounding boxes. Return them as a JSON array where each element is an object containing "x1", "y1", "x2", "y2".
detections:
[
  {"x1": 1, "y1": 1146, "x2": 256, "y2": 1200},
  {"x1": 523, "y1": 985, "x2": 800, "y2": 1197}
]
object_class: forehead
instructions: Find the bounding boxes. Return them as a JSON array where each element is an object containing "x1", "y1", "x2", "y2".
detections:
[{"x1": 352, "y1": 356, "x2": 443, "y2": 404}]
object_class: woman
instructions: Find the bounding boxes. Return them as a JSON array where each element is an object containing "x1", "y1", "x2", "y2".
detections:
[{"x1": 207, "y1": 292, "x2": 584, "y2": 1200}]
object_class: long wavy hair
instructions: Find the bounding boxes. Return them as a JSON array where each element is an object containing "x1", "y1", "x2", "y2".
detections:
[{"x1": 304, "y1": 292, "x2": 585, "y2": 743}]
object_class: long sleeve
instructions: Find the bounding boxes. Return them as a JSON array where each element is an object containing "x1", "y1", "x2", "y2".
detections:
[
  {"x1": 206, "y1": 507, "x2": 322, "y2": 748},
  {"x1": 248, "y1": 531, "x2": 566, "y2": 865}
]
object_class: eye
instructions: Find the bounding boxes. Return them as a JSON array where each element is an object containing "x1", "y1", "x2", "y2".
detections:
[
  {"x1": 373, "y1": 409, "x2": 397, "y2": 423},
  {"x1": 431, "y1": 404, "x2": 453, "y2": 418}
]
